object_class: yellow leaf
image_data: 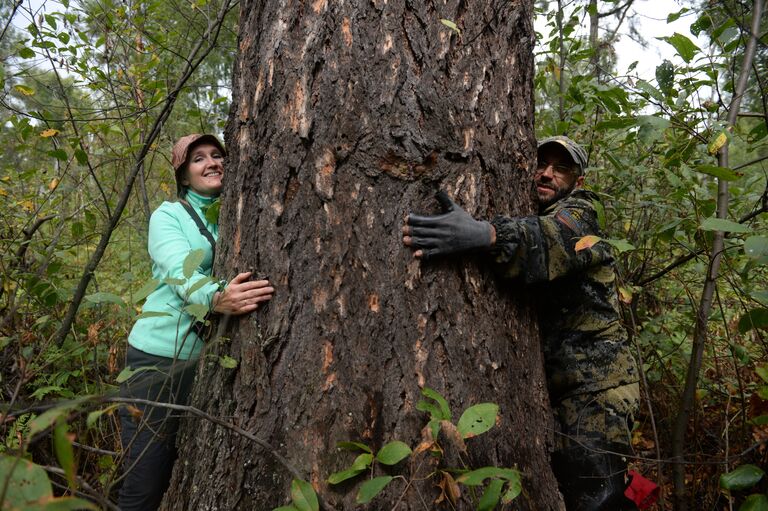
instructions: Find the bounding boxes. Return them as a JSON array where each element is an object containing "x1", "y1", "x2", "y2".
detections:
[
  {"x1": 1, "y1": 176, "x2": 10, "y2": 182},
  {"x1": 48, "y1": 178, "x2": 59, "y2": 191},
  {"x1": 13, "y1": 84, "x2": 35, "y2": 96},
  {"x1": 160, "y1": 183, "x2": 171, "y2": 195},
  {"x1": 618, "y1": 286, "x2": 633, "y2": 304},
  {"x1": 440, "y1": 19, "x2": 460, "y2": 35},
  {"x1": 0, "y1": 188, "x2": 7, "y2": 197},
  {"x1": 40, "y1": 128, "x2": 60, "y2": 138},
  {"x1": 553, "y1": 65, "x2": 561, "y2": 81},
  {"x1": 708, "y1": 131, "x2": 728, "y2": 155},
  {"x1": 575, "y1": 235, "x2": 601, "y2": 252}
]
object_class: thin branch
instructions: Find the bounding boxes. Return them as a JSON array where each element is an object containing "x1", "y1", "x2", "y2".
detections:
[{"x1": 0, "y1": 0, "x2": 22, "y2": 43}]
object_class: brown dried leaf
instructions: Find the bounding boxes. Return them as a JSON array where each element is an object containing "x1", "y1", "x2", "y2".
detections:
[
  {"x1": 435, "y1": 471, "x2": 461, "y2": 505},
  {"x1": 440, "y1": 420, "x2": 467, "y2": 453}
]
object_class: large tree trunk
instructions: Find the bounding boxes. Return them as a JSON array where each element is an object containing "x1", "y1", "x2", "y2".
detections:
[{"x1": 164, "y1": 1, "x2": 562, "y2": 509}]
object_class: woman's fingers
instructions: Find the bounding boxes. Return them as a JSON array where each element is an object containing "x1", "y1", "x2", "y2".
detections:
[{"x1": 230, "y1": 271, "x2": 252, "y2": 285}]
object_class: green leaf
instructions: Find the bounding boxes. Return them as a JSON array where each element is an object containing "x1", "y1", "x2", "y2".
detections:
[
  {"x1": 456, "y1": 467, "x2": 519, "y2": 486},
  {"x1": 751, "y1": 290, "x2": 768, "y2": 304},
  {"x1": 30, "y1": 386, "x2": 64, "y2": 401},
  {"x1": 202, "y1": 200, "x2": 220, "y2": 224},
  {"x1": 218, "y1": 355, "x2": 238, "y2": 369},
  {"x1": 457, "y1": 403, "x2": 498, "y2": 438},
  {"x1": 595, "y1": 117, "x2": 636, "y2": 130},
  {"x1": 291, "y1": 479, "x2": 320, "y2": 511},
  {"x1": 376, "y1": 441, "x2": 412, "y2": 465},
  {"x1": 328, "y1": 453, "x2": 372, "y2": 484},
  {"x1": 415, "y1": 400, "x2": 443, "y2": 420},
  {"x1": 327, "y1": 467, "x2": 365, "y2": 485},
  {"x1": 336, "y1": 441, "x2": 372, "y2": 453},
  {"x1": 163, "y1": 277, "x2": 187, "y2": 286},
  {"x1": 356, "y1": 475, "x2": 393, "y2": 504},
  {"x1": 427, "y1": 418, "x2": 440, "y2": 440},
  {"x1": 739, "y1": 494, "x2": 768, "y2": 511},
  {"x1": 349, "y1": 453, "x2": 373, "y2": 470},
  {"x1": 184, "y1": 303, "x2": 209, "y2": 322},
  {"x1": 636, "y1": 80, "x2": 664, "y2": 102},
  {"x1": 748, "y1": 415, "x2": 768, "y2": 426},
  {"x1": 187, "y1": 276, "x2": 215, "y2": 296},
  {"x1": 85, "y1": 292, "x2": 125, "y2": 306},
  {"x1": 690, "y1": 13, "x2": 713, "y2": 36},
  {"x1": 115, "y1": 365, "x2": 160, "y2": 384},
  {"x1": 501, "y1": 473, "x2": 523, "y2": 502},
  {"x1": 699, "y1": 218, "x2": 752, "y2": 234},
  {"x1": 86, "y1": 405, "x2": 118, "y2": 428},
  {"x1": 18, "y1": 47, "x2": 35, "y2": 58},
  {"x1": 29, "y1": 406, "x2": 74, "y2": 437},
  {"x1": 655, "y1": 60, "x2": 674, "y2": 96},
  {"x1": 440, "y1": 19, "x2": 460, "y2": 35},
  {"x1": 738, "y1": 309, "x2": 768, "y2": 334},
  {"x1": 0, "y1": 454, "x2": 53, "y2": 506},
  {"x1": 419, "y1": 387, "x2": 451, "y2": 420},
  {"x1": 74, "y1": 148, "x2": 88, "y2": 165},
  {"x1": 290, "y1": 479, "x2": 318, "y2": 511},
  {"x1": 745, "y1": 237, "x2": 768, "y2": 264},
  {"x1": 667, "y1": 8, "x2": 690, "y2": 23},
  {"x1": 478, "y1": 478, "x2": 503, "y2": 511},
  {"x1": 604, "y1": 239, "x2": 635, "y2": 253},
  {"x1": 183, "y1": 249, "x2": 206, "y2": 279},
  {"x1": 44, "y1": 14, "x2": 57, "y2": 30},
  {"x1": 658, "y1": 32, "x2": 700, "y2": 63},
  {"x1": 53, "y1": 418, "x2": 76, "y2": 490},
  {"x1": 272, "y1": 507, "x2": 299, "y2": 511},
  {"x1": 135, "y1": 311, "x2": 173, "y2": 320},
  {"x1": 133, "y1": 279, "x2": 159, "y2": 303},
  {"x1": 756, "y1": 366, "x2": 768, "y2": 384},
  {"x1": 694, "y1": 165, "x2": 740, "y2": 181},
  {"x1": 719, "y1": 464, "x2": 765, "y2": 490},
  {"x1": 758, "y1": 387, "x2": 768, "y2": 400},
  {"x1": 48, "y1": 148, "x2": 68, "y2": 161}
]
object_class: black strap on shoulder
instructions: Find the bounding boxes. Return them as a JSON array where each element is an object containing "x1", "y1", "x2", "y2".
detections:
[{"x1": 179, "y1": 200, "x2": 216, "y2": 261}]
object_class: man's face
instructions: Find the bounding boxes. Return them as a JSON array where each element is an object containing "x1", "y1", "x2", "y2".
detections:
[{"x1": 535, "y1": 144, "x2": 584, "y2": 209}]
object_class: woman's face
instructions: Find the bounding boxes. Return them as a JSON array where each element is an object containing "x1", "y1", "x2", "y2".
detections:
[{"x1": 182, "y1": 143, "x2": 224, "y2": 197}]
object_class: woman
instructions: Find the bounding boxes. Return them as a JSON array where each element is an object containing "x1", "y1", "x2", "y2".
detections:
[{"x1": 117, "y1": 134, "x2": 273, "y2": 510}]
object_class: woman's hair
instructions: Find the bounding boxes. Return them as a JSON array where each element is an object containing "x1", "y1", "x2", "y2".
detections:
[{"x1": 171, "y1": 134, "x2": 226, "y2": 197}]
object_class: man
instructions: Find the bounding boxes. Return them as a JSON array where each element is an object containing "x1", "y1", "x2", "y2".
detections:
[{"x1": 403, "y1": 136, "x2": 640, "y2": 510}]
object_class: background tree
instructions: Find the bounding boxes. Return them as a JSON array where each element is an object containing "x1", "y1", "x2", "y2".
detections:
[{"x1": 163, "y1": 0, "x2": 563, "y2": 509}]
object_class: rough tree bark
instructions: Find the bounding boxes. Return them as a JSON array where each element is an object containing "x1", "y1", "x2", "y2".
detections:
[{"x1": 164, "y1": 1, "x2": 563, "y2": 509}]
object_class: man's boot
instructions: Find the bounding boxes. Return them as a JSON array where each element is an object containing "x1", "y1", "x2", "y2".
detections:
[{"x1": 551, "y1": 443, "x2": 637, "y2": 511}]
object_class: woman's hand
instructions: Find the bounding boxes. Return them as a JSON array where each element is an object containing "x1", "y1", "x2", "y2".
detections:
[{"x1": 212, "y1": 272, "x2": 274, "y2": 315}]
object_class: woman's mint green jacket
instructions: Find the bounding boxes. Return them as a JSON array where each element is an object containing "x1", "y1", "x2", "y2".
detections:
[{"x1": 128, "y1": 190, "x2": 219, "y2": 360}]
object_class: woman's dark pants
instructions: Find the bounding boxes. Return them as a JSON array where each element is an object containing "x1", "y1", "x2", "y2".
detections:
[{"x1": 117, "y1": 346, "x2": 196, "y2": 511}]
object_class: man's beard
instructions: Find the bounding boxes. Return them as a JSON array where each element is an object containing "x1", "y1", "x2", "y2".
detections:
[{"x1": 536, "y1": 181, "x2": 576, "y2": 211}]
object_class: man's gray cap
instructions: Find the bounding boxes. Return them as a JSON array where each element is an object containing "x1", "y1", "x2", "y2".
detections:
[{"x1": 537, "y1": 135, "x2": 588, "y2": 175}]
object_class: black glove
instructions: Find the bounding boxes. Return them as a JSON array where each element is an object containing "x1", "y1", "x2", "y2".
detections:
[{"x1": 407, "y1": 190, "x2": 492, "y2": 260}]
